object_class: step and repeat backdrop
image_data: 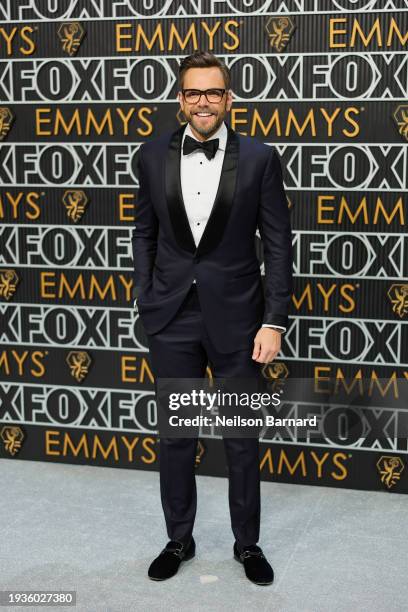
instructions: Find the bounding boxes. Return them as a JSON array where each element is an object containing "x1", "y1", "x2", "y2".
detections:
[{"x1": 0, "y1": 1, "x2": 407, "y2": 493}]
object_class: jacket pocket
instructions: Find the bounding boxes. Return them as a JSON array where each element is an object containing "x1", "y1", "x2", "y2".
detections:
[{"x1": 232, "y1": 269, "x2": 260, "y2": 280}]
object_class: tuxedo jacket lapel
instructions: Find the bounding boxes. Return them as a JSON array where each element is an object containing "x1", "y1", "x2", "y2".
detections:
[{"x1": 165, "y1": 121, "x2": 240, "y2": 257}]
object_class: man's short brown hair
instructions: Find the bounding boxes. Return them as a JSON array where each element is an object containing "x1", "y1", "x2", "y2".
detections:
[{"x1": 179, "y1": 50, "x2": 231, "y2": 91}]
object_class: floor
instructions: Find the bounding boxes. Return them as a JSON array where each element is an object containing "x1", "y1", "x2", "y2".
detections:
[{"x1": 1, "y1": 458, "x2": 407, "y2": 612}]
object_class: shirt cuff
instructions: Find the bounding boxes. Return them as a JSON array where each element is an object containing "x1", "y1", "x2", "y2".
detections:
[{"x1": 262, "y1": 324, "x2": 286, "y2": 333}]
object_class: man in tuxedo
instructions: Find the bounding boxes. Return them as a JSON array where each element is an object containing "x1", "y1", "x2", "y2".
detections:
[{"x1": 132, "y1": 50, "x2": 293, "y2": 585}]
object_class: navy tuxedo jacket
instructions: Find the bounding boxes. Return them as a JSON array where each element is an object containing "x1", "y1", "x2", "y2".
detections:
[{"x1": 131, "y1": 121, "x2": 293, "y2": 354}]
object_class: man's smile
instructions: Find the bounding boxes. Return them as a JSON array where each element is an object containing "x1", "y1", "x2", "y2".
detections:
[{"x1": 194, "y1": 112, "x2": 215, "y2": 119}]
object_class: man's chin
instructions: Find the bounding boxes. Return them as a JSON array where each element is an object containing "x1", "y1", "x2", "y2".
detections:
[{"x1": 190, "y1": 114, "x2": 221, "y2": 136}]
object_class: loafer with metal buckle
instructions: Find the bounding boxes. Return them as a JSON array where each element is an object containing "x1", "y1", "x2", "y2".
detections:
[
  {"x1": 233, "y1": 542, "x2": 274, "y2": 585},
  {"x1": 148, "y1": 537, "x2": 195, "y2": 580}
]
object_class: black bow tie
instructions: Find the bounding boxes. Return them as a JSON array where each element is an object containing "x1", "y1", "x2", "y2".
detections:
[{"x1": 182, "y1": 134, "x2": 219, "y2": 161}]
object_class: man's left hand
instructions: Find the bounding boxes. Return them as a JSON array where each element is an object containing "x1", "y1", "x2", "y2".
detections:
[{"x1": 252, "y1": 327, "x2": 282, "y2": 363}]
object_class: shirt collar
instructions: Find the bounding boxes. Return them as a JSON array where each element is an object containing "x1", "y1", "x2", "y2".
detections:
[{"x1": 182, "y1": 119, "x2": 227, "y2": 151}]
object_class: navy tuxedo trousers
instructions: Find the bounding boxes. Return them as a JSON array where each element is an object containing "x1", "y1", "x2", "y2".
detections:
[{"x1": 144, "y1": 283, "x2": 264, "y2": 550}]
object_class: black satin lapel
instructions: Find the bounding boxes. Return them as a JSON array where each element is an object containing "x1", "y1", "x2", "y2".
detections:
[
  {"x1": 165, "y1": 124, "x2": 196, "y2": 254},
  {"x1": 195, "y1": 124, "x2": 239, "y2": 257}
]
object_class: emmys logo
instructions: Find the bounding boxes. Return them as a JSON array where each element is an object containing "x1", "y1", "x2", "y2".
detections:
[
  {"x1": 66, "y1": 351, "x2": 92, "y2": 382},
  {"x1": 62, "y1": 190, "x2": 89, "y2": 222},
  {"x1": 387, "y1": 283, "x2": 408, "y2": 318},
  {"x1": 376, "y1": 456, "x2": 404, "y2": 489},
  {"x1": 0, "y1": 107, "x2": 14, "y2": 140},
  {"x1": 0, "y1": 269, "x2": 19, "y2": 300},
  {"x1": 393, "y1": 105, "x2": 408, "y2": 141},
  {"x1": 261, "y1": 362, "x2": 289, "y2": 393},
  {"x1": 57, "y1": 22, "x2": 85, "y2": 56},
  {"x1": 195, "y1": 440, "x2": 205, "y2": 468},
  {"x1": 1, "y1": 426, "x2": 24, "y2": 456},
  {"x1": 264, "y1": 16, "x2": 295, "y2": 52}
]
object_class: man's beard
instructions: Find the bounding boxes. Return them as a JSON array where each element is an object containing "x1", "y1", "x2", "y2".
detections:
[{"x1": 188, "y1": 109, "x2": 225, "y2": 138}]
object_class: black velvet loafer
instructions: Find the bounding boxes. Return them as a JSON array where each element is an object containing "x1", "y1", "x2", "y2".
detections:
[
  {"x1": 233, "y1": 542, "x2": 274, "y2": 585},
  {"x1": 148, "y1": 537, "x2": 195, "y2": 580}
]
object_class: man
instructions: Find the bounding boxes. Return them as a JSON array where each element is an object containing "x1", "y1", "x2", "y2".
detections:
[{"x1": 131, "y1": 50, "x2": 293, "y2": 585}]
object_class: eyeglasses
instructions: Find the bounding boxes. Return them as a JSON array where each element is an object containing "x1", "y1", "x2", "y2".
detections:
[{"x1": 182, "y1": 88, "x2": 226, "y2": 104}]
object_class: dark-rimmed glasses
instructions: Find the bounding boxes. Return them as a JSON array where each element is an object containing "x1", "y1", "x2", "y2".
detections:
[{"x1": 182, "y1": 88, "x2": 226, "y2": 104}]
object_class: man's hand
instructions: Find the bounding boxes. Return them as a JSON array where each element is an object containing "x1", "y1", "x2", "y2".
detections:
[{"x1": 252, "y1": 327, "x2": 282, "y2": 363}]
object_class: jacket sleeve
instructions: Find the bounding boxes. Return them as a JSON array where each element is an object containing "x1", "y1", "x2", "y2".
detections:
[
  {"x1": 257, "y1": 147, "x2": 293, "y2": 330},
  {"x1": 131, "y1": 144, "x2": 158, "y2": 301}
]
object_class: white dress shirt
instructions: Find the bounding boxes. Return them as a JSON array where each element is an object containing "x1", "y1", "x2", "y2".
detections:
[{"x1": 135, "y1": 120, "x2": 286, "y2": 334}]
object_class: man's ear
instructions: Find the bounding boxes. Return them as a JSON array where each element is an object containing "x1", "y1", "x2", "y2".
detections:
[{"x1": 226, "y1": 90, "x2": 233, "y2": 111}]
